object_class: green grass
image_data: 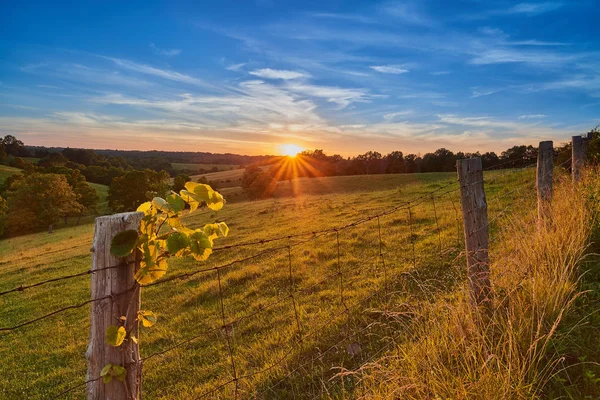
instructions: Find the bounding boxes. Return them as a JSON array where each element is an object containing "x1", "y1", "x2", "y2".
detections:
[
  {"x1": 0, "y1": 165, "x2": 22, "y2": 185},
  {"x1": 2, "y1": 168, "x2": 593, "y2": 399},
  {"x1": 88, "y1": 182, "x2": 110, "y2": 215}
]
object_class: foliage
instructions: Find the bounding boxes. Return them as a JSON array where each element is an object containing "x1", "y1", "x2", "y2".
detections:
[
  {"x1": 0, "y1": 195, "x2": 7, "y2": 236},
  {"x1": 101, "y1": 182, "x2": 227, "y2": 385},
  {"x1": 242, "y1": 166, "x2": 277, "y2": 199},
  {"x1": 108, "y1": 169, "x2": 170, "y2": 212},
  {"x1": 100, "y1": 364, "x2": 126, "y2": 384},
  {"x1": 172, "y1": 174, "x2": 191, "y2": 193},
  {"x1": 4, "y1": 173, "x2": 82, "y2": 234},
  {"x1": 1, "y1": 135, "x2": 31, "y2": 158}
]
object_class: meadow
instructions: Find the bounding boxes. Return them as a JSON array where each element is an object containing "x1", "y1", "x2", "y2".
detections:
[{"x1": 1, "y1": 167, "x2": 598, "y2": 399}]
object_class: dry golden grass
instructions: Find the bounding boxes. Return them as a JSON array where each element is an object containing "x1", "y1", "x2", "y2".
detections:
[{"x1": 353, "y1": 173, "x2": 598, "y2": 399}]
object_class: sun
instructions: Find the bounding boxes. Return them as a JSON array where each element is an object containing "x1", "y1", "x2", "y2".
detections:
[{"x1": 280, "y1": 144, "x2": 303, "y2": 157}]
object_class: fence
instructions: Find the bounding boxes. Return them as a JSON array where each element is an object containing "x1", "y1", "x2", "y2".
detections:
[{"x1": 0, "y1": 135, "x2": 592, "y2": 399}]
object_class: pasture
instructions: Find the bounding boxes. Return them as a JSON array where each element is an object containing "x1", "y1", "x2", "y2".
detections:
[
  {"x1": 0, "y1": 168, "x2": 542, "y2": 399},
  {"x1": 2, "y1": 166, "x2": 599, "y2": 399},
  {"x1": 0, "y1": 165, "x2": 21, "y2": 185}
]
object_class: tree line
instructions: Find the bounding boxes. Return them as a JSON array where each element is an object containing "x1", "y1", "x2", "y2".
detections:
[{"x1": 1, "y1": 129, "x2": 598, "y2": 236}]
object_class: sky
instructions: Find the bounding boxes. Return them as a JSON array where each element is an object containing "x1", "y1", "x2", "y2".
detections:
[{"x1": 0, "y1": 0, "x2": 599, "y2": 156}]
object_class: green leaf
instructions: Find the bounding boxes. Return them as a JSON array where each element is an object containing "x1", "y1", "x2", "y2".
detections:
[
  {"x1": 110, "y1": 230, "x2": 139, "y2": 257},
  {"x1": 179, "y1": 190, "x2": 200, "y2": 212},
  {"x1": 106, "y1": 325, "x2": 126, "y2": 347},
  {"x1": 151, "y1": 197, "x2": 169, "y2": 213},
  {"x1": 138, "y1": 310, "x2": 157, "y2": 327},
  {"x1": 166, "y1": 193, "x2": 186, "y2": 213},
  {"x1": 112, "y1": 365, "x2": 127, "y2": 382},
  {"x1": 207, "y1": 190, "x2": 225, "y2": 211},
  {"x1": 100, "y1": 363, "x2": 127, "y2": 384},
  {"x1": 166, "y1": 231, "x2": 189, "y2": 255},
  {"x1": 189, "y1": 230, "x2": 213, "y2": 261},
  {"x1": 101, "y1": 364, "x2": 113, "y2": 384}
]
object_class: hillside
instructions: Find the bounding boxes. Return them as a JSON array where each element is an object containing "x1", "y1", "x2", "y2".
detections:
[
  {"x1": 0, "y1": 165, "x2": 21, "y2": 185},
  {"x1": 0, "y1": 168, "x2": 549, "y2": 399}
]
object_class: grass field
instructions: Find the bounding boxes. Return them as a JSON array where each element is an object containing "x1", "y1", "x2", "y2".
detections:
[
  {"x1": 0, "y1": 167, "x2": 597, "y2": 399},
  {"x1": 0, "y1": 165, "x2": 22, "y2": 185}
]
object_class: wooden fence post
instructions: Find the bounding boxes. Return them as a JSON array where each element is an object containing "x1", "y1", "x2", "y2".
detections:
[
  {"x1": 572, "y1": 135, "x2": 584, "y2": 183},
  {"x1": 87, "y1": 212, "x2": 144, "y2": 400},
  {"x1": 536, "y1": 141, "x2": 553, "y2": 222},
  {"x1": 457, "y1": 157, "x2": 491, "y2": 306}
]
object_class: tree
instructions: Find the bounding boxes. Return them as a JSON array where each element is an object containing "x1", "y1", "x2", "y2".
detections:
[
  {"x1": 1, "y1": 135, "x2": 31, "y2": 157},
  {"x1": 0, "y1": 195, "x2": 7, "y2": 236},
  {"x1": 242, "y1": 166, "x2": 277, "y2": 199},
  {"x1": 108, "y1": 169, "x2": 170, "y2": 212},
  {"x1": 5, "y1": 173, "x2": 82, "y2": 234},
  {"x1": 39, "y1": 152, "x2": 68, "y2": 168},
  {"x1": 59, "y1": 168, "x2": 99, "y2": 223},
  {"x1": 0, "y1": 142, "x2": 6, "y2": 164},
  {"x1": 172, "y1": 174, "x2": 191, "y2": 193}
]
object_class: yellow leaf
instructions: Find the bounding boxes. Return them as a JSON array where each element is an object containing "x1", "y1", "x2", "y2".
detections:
[
  {"x1": 137, "y1": 310, "x2": 158, "y2": 327},
  {"x1": 106, "y1": 325, "x2": 126, "y2": 347}
]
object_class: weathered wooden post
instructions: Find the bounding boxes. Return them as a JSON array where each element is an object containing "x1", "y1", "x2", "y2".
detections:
[
  {"x1": 536, "y1": 141, "x2": 553, "y2": 222},
  {"x1": 457, "y1": 157, "x2": 490, "y2": 306},
  {"x1": 572, "y1": 135, "x2": 584, "y2": 183},
  {"x1": 87, "y1": 212, "x2": 144, "y2": 400}
]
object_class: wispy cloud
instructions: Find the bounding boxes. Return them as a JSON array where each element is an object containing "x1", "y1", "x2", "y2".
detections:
[
  {"x1": 370, "y1": 65, "x2": 409, "y2": 74},
  {"x1": 379, "y1": 1, "x2": 434, "y2": 26},
  {"x1": 310, "y1": 12, "x2": 373, "y2": 24},
  {"x1": 149, "y1": 42, "x2": 181, "y2": 56},
  {"x1": 383, "y1": 110, "x2": 414, "y2": 121},
  {"x1": 249, "y1": 68, "x2": 308, "y2": 80},
  {"x1": 469, "y1": 48, "x2": 576, "y2": 65},
  {"x1": 519, "y1": 114, "x2": 546, "y2": 119},
  {"x1": 284, "y1": 82, "x2": 370, "y2": 108},
  {"x1": 226, "y1": 63, "x2": 246, "y2": 71},
  {"x1": 508, "y1": 2, "x2": 564, "y2": 15},
  {"x1": 103, "y1": 56, "x2": 222, "y2": 91}
]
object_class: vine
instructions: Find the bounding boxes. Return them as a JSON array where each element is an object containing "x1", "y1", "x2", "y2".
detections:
[{"x1": 105, "y1": 182, "x2": 228, "y2": 384}]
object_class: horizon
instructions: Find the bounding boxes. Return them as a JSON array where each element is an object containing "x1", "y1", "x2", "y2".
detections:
[{"x1": 1, "y1": 1, "x2": 599, "y2": 156}]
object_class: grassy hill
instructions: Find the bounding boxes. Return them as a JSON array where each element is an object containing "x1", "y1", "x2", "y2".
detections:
[
  {"x1": 0, "y1": 165, "x2": 22, "y2": 185},
  {"x1": 1, "y1": 168, "x2": 597, "y2": 399}
]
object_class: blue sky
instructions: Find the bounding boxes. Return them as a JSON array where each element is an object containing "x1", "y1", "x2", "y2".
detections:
[{"x1": 1, "y1": 0, "x2": 599, "y2": 155}]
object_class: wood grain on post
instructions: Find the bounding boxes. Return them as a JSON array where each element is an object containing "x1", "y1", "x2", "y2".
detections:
[
  {"x1": 572, "y1": 135, "x2": 584, "y2": 183},
  {"x1": 536, "y1": 141, "x2": 553, "y2": 222},
  {"x1": 87, "y1": 212, "x2": 144, "y2": 400},
  {"x1": 457, "y1": 157, "x2": 491, "y2": 306}
]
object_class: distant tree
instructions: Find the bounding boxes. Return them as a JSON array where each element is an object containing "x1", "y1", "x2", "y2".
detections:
[
  {"x1": 385, "y1": 151, "x2": 405, "y2": 174},
  {"x1": 0, "y1": 195, "x2": 7, "y2": 236},
  {"x1": 242, "y1": 166, "x2": 277, "y2": 199},
  {"x1": 108, "y1": 169, "x2": 170, "y2": 212},
  {"x1": 500, "y1": 145, "x2": 537, "y2": 168},
  {"x1": 197, "y1": 176, "x2": 209, "y2": 184},
  {"x1": 5, "y1": 173, "x2": 82, "y2": 234},
  {"x1": 481, "y1": 152, "x2": 499, "y2": 169},
  {"x1": 172, "y1": 174, "x2": 191, "y2": 192},
  {"x1": 1, "y1": 135, "x2": 31, "y2": 157},
  {"x1": 404, "y1": 154, "x2": 421, "y2": 173},
  {"x1": 39, "y1": 152, "x2": 68, "y2": 168},
  {"x1": 0, "y1": 142, "x2": 6, "y2": 164},
  {"x1": 8, "y1": 157, "x2": 32, "y2": 170},
  {"x1": 58, "y1": 169, "x2": 99, "y2": 223}
]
